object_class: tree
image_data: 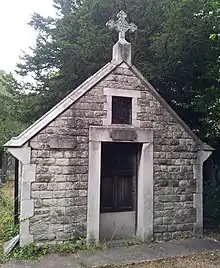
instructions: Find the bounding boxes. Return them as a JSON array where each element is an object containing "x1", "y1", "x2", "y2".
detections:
[
  {"x1": 208, "y1": 0, "x2": 220, "y2": 40},
  {"x1": 0, "y1": 71, "x2": 25, "y2": 152},
  {"x1": 148, "y1": 0, "x2": 220, "y2": 144},
  {"x1": 17, "y1": 0, "x2": 220, "y2": 145},
  {"x1": 16, "y1": 0, "x2": 170, "y2": 121}
]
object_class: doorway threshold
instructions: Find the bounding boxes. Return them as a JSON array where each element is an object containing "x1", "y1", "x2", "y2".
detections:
[{"x1": 103, "y1": 238, "x2": 142, "y2": 248}]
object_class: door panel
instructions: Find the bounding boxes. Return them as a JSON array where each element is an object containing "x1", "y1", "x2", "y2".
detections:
[{"x1": 100, "y1": 142, "x2": 138, "y2": 240}]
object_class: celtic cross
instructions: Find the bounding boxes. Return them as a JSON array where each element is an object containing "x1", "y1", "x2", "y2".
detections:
[{"x1": 106, "y1": 10, "x2": 137, "y2": 40}]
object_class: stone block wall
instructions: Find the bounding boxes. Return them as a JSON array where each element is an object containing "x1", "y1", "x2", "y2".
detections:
[
  {"x1": 29, "y1": 64, "x2": 198, "y2": 243},
  {"x1": 138, "y1": 93, "x2": 197, "y2": 241},
  {"x1": 30, "y1": 86, "x2": 106, "y2": 242}
]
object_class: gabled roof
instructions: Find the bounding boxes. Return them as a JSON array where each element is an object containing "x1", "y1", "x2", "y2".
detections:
[
  {"x1": 130, "y1": 65, "x2": 213, "y2": 151},
  {"x1": 4, "y1": 62, "x2": 118, "y2": 147},
  {"x1": 4, "y1": 60, "x2": 213, "y2": 151}
]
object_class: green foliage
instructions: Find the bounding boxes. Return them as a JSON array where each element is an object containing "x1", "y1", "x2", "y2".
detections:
[
  {"x1": 204, "y1": 180, "x2": 220, "y2": 227},
  {"x1": 8, "y1": 241, "x2": 77, "y2": 261},
  {"x1": 15, "y1": 0, "x2": 220, "y2": 146},
  {"x1": 210, "y1": 33, "x2": 220, "y2": 40},
  {"x1": 9, "y1": 243, "x2": 50, "y2": 261},
  {"x1": 0, "y1": 184, "x2": 19, "y2": 243},
  {"x1": 0, "y1": 71, "x2": 26, "y2": 151},
  {"x1": 208, "y1": 0, "x2": 220, "y2": 40},
  {"x1": 124, "y1": 238, "x2": 136, "y2": 247},
  {"x1": 2, "y1": 239, "x2": 105, "y2": 263},
  {"x1": 0, "y1": 183, "x2": 19, "y2": 263}
]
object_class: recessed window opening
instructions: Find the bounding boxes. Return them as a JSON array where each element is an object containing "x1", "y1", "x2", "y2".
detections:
[{"x1": 112, "y1": 96, "x2": 132, "y2": 125}]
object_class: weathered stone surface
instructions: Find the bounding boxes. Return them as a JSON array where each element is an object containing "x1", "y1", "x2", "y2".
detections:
[
  {"x1": 28, "y1": 64, "x2": 198, "y2": 244},
  {"x1": 31, "y1": 191, "x2": 53, "y2": 199},
  {"x1": 110, "y1": 129, "x2": 137, "y2": 141}
]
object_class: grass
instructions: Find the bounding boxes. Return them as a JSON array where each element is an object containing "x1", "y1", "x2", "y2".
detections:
[
  {"x1": 1, "y1": 183, "x2": 220, "y2": 267},
  {"x1": 0, "y1": 183, "x2": 104, "y2": 263},
  {"x1": 0, "y1": 181, "x2": 19, "y2": 263}
]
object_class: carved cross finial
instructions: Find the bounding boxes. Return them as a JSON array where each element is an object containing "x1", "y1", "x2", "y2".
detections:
[{"x1": 106, "y1": 10, "x2": 137, "y2": 40}]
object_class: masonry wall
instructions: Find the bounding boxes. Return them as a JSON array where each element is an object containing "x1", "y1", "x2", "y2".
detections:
[
  {"x1": 29, "y1": 64, "x2": 198, "y2": 243},
  {"x1": 30, "y1": 86, "x2": 106, "y2": 242}
]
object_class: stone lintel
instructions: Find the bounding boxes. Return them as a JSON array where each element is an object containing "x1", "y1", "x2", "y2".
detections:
[
  {"x1": 89, "y1": 126, "x2": 153, "y2": 143},
  {"x1": 110, "y1": 129, "x2": 137, "y2": 141}
]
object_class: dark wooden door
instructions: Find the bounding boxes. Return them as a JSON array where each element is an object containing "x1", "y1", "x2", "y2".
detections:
[{"x1": 100, "y1": 143, "x2": 137, "y2": 213}]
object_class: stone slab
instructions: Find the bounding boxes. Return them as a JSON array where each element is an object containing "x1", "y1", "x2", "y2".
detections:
[
  {"x1": 3, "y1": 235, "x2": 20, "y2": 255},
  {"x1": 79, "y1": 238, "x2": 220, "y2": 267},
  {"x1": 2, "y1": 238, "x2": 220, "y2": 268},
  {"x1": 48, "y1": 137, "x2": 77, "y2": 149},
  {"x1": 110, "y1": 129, "x2": 137, "y2": 141},
  {"x1": 1, "y1": 254, "x2": 81, "y2": 268}
]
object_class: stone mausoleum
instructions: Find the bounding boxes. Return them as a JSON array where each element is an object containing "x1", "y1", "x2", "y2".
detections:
[{"x1": 5, "y1": 11, "x2": 213, "y2": 247}]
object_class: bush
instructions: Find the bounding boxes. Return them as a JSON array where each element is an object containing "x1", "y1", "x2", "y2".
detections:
[
  {"x1": 203, "y1": 181, "x2": 220, "y2": 228},
  {"x1": 0, "y1": 182, "x2": 19, "y2": 263}
]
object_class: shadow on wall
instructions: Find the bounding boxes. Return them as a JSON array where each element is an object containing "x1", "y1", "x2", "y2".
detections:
[{"x1": 203, "y1": 148, "x2": 220, "y2": 229}]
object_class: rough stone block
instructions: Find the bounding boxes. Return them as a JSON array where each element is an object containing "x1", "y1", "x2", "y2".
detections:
[
  {"x1": 73, "y1": 181, "x2": 88, "y2": 190},
  {"x1": 42, "y1": 199, "x2": 57, "y2": 207},
  {"x1": 31, "y1": 191, "x2": 53, "y2": 199},
  {"x1": 66, "y1": 190, "x2": 79, "y2": 198},
  {"x1": 47, "y1": 183, "x2": 58, "y2": 190},
  {"x1": 79, "y1": 190, "x2": 87, "y2": 197},
  {"x1": 48, "y1": 137, "x2": 77, "y2": 149},
  {"x1": 36, "y1": 174, "x2": 53, "y2": 182},
  {"x1": 62, "y1": 166, "x2": 88, "y2": 175},
  {"x1": 50, "y1": 151, "x2": 64, "y2": 158},
  {"x1": 49, "y1": 224, "x2": 64, "y2": 233},
  {"x1": 57, "y1": 182, "x2": 73, "y2": 190},
  {"x1": 168, "y1": 223, "x2": 194, "y2": 232},
  {"x1": 55, "y1": 158, "x2": 70, "y2": 166},
  {"x1": 48, "y1": 166, "x2": 63, "y2": 174},
  {"x1": 53, "y1": 191, "x2": 66, "y2": 198},
  {"x1": 154, "y1": 225, "x2": 168, "y2": 233},
  {"x1": 32, "y1": 183, "x2": 48, "y2": 191},
  {"x1": 163, "y1": 232, "x2": 172, "y2": 241},
  {"x1": 56, "y1": 232, "x2": 72, "y2": 241},
  {"x1": 154, "y1": 217, "x2": 163, "y2": 226},
  {"x1": 34, "y1": 233, "x2": 56, "y2": 241},
  {"x1": 158, "y1": 195, "x2": 180, "y2": 202},
  {"x1": 63, "y1": 151, "x2": 76, "y2": 158}
]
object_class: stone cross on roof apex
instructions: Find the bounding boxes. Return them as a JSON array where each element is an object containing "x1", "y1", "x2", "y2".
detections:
[{"x1": 106, "y1": 10, "x2": 137, "y2": 40}]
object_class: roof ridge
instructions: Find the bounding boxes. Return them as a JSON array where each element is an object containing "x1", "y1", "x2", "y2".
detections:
[
  {"x1": 5, "y1": 61, "x2": 118, "y2": 147},
  {"x1": 5, "y1": 60, "x2": 213, "y2": 151},
  {"x1": 129, "y1": 64, "x2": 213, "y2": 151}
]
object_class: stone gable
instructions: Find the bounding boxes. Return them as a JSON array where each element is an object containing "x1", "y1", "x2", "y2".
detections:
[{"x1": 29, "y1": 64, "x2": 198, "y2": 243}]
